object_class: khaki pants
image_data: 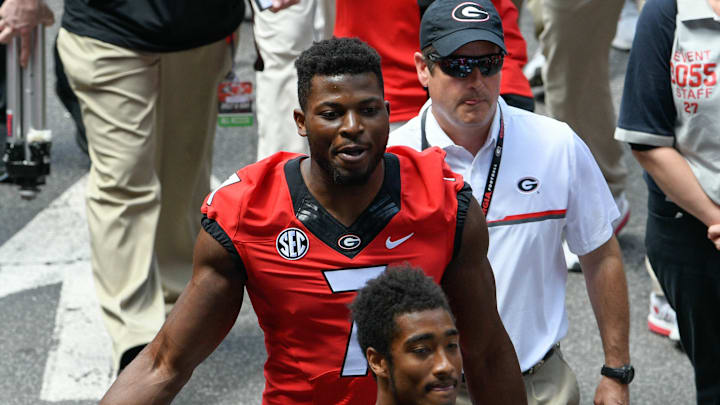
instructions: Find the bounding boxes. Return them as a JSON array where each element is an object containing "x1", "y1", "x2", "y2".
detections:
[
  {"x1": 537, "y1": 0, "x2": 628, "y2": 197},
  {"x1": 523, "y1": 0, "x2": 646, "y2": 38},
  {"x1": 57, "y1": 28, "x2": 232, "y2": 370},
  {"x1": 456, "y1": 347, "x2": 579, "y2": 405},
  {"x1": 252, "y1": 0, "x2": 335, "y2": 160}
]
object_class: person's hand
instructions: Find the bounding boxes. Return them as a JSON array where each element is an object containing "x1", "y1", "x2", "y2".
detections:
[
  {"x1": 0, "y1": 0, "x2": 54, "y2": 67},
  {"x1": 270, "y1": 0, "x2": 300, "y2": 12},
  {"x1": 708, "y1": 224, "x2": 720, "y2": 251},
  {"x1": 593, "y1": 376, "x2": 629, "y2": 405}
]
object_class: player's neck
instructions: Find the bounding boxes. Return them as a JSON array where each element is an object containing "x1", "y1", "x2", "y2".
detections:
[
  {"x1": 374, "y1": 379, "x2": 398, "y2": 405},
  {"x1": 374, "y1": 391, "x2": 396, "y2": 405},
  {"x1": 301, "y1": 158, "x2": 385, "y2": 228}
]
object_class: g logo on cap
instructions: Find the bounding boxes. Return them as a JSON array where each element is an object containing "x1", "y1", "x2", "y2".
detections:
[{"x1": 452, "y1": 2, "x2": 490, "y2": 22}]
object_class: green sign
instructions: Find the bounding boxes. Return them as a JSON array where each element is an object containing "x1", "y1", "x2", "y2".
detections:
[{"x1": 218, "y1": 114, "x2": 254, "y2": 127}]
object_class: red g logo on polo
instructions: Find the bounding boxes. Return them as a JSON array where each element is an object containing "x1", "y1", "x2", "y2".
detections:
[
  {"x1": 276, "y1": 228, "x2": 309, "y2": 260},
  {"x1": 452, "y1": 2, "x2": 490, "y2": 22}
]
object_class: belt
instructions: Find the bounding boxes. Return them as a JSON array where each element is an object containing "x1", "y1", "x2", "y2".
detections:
[{"x1": 522, "y1": 343, "x2": 560, "y2": 376}]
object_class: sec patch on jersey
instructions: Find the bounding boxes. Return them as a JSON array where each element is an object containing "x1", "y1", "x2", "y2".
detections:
[{"x1": 276, "y1": 227, "x2": 309, "y2": 260}]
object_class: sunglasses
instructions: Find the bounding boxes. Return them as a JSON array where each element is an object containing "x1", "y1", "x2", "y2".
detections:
[{"x1": 427, "y1": 52, "x2": 505, "y2": 78}]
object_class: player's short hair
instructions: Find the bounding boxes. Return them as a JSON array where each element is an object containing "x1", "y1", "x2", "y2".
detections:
[
  {"x1": 349, "y1": 265, "x2": 453, "y2": 364},
  {"x1": 295, "y1": 37, "x2": 384, "y2": 111}
]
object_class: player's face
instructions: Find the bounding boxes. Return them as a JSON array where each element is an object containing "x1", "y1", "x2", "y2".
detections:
[
  {"x1": 295, "y1": 72, "x2": 390, "y2": 186},
  {"x1": 416, "y1": 41, "x2": 501, "y2": 136},
  {"x1": 388, "y1": 309, "x2": 462, "y2": 405}
]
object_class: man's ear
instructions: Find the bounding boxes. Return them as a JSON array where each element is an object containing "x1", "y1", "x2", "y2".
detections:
[
  {"x1": 414, "y1": 51, "x2": 431, "y2": 88},
  {"x1": 293, "y1": 108, "x2": 307, "y2": 138},
  {"x1": 367, "y1": 347, "x2": 390, "y2": 378},
  {"x1": 384, "y1": 100, "x2": 391, "y2": 117}
]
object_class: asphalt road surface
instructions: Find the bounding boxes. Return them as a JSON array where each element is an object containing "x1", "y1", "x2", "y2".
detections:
[{"x1": 0, "y1": 2, "x2": 697, "y2": 404}]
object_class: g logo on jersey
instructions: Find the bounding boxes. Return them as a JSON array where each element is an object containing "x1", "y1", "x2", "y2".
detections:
[
  {"x1": 517, "y1": 177, "x2": 539, "y2": 193},
  {"x1": 452, "y1": 2, "x2": 490, "y2": 22},
  {"x1": 276, "y1": 228, "x2": 309, "y2": 260},
  {"x1": 337, "y1": 234, "x2": 362, "y2": 250}
]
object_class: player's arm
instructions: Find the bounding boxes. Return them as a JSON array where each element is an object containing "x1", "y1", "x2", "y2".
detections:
[
  {"x1": 441, "y1": 197, "x2": 526, "y2": 404},
  {"x1": 100, "y1": 228, "x2": 246, "y2": 405},
  {"x1": 578, "y1": 235, "x2": 630, "y2": 405}
]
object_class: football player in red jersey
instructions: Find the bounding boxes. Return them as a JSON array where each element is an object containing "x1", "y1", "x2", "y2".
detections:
[
  {"x1": 351, "y1": 265, "x2": 463, "y2": 405},
  {"x1": 100, "y1": 38, "x2": 525, "y2": 405}
]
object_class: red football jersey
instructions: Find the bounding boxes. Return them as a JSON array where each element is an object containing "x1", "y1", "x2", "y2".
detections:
[{"x1": 201, "y1": 146, "x2": 470, "y2": 405}]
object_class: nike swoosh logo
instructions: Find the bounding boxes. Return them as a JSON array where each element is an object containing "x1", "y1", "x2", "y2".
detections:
[{"x1": 385, "y1": 233, "x2": 415, "y2": 249}]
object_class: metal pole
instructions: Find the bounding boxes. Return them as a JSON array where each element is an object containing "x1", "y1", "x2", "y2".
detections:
[{"x1": 2, "y1": 25, "x2": 52, "y2": 199}]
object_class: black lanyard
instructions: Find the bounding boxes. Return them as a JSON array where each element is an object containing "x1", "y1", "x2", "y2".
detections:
[{"x1": 420, "y1": 105, "x2": 505, "y2": 217}]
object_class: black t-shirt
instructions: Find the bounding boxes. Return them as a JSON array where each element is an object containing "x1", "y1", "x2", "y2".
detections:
[{"x1": 62, "y1": 0, "x2": 244, "y2": 52}]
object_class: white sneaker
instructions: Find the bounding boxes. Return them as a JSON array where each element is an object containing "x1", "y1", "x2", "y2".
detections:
[
  {"x1": 646, "y1": 258, "x2": 680, "y2": 341},
  {"x1": 612, "y1": 0, "x2": 639, "y2": 51},
  {"x1": 648, "y1": 292, "x2": 680, "y2": 341},
  {"x1": 523, "y1": 50, "x2": 545, "y2": 87},
  {"x1": 563, "y1": 241, "x2": 581, "y2": 272},
  {"x1": 612, "y1": 193, "x2": 631, "y2": 235}
]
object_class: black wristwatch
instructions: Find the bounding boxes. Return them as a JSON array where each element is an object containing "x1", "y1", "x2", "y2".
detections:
[{"x1": 601, "y1": 364, "x2": 635, "y2": 384}]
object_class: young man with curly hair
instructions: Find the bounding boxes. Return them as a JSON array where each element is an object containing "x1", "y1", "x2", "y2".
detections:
[{"x1": 351, "y1": 265, "x2": 462, "y2": 405}]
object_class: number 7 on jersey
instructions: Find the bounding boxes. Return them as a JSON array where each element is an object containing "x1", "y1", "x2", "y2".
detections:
[{"x1": 322, "y1": 266, "x2": 387, "y2": 377}]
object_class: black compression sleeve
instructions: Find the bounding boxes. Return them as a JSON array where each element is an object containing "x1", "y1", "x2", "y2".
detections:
[
  {"x1": 453, "y1": 182, "x2": 473, "y2": 260},
  {"x1": 201, "y1": 215, "x2": 247, "y2": 281}
]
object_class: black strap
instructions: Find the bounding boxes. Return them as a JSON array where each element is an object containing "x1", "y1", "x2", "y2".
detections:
[
  {"x1": 420, "y1": 104, "x2": 504, "y2": 217},
  {"x1": 420, "y1": 107, "x2": 431, "y2": 151},
  {"x1": 480, "y1": 108, "x2": 504, "y2": 217}
]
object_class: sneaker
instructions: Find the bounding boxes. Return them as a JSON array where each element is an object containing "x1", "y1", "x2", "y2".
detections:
[
  {"x1": 611, "y1": 0, "x2": 639, "y2": 51},
  {"x1": 648, "y1": 291, "x2": 680, "y2": 341},
  {"x1": 563, "y1": 241, "x2": 581, "y2": 272},
  {"x1": 646, "y1": 258, "x2": 680, "y2": 341},
  {"x1": 0, "y1": 163, "x2": 8, "y2": 183},
  {"x1": 612, "y1": 193, "x2": 631, "y2": 235},
  {"x1": 0, "y1": 142, "x2": 7, "y2": 183},
  {"x1": 523, "y1": 50, "x2": 545, "y2": 88},
  {"x1": 645, "y1": 256, "x2": 680, "y2": 342}
]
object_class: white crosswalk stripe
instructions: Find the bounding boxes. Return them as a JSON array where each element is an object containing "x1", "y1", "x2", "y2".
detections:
[
  {"x1": 0, "y1": 174, "x2": 222, "y2": 402},
  {"x1": 0, "y1": 175, "x2": 112, "y2": 401}
]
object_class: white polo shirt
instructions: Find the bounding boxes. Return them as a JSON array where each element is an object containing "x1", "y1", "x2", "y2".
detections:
[{"x1": 389, "y1": 98, "x2": 619, "y2": 372}]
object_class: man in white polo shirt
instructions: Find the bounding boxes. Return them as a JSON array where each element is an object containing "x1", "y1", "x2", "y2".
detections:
[{"x1": 389, "y1": 1, "x2": 632, "y2": 403}]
